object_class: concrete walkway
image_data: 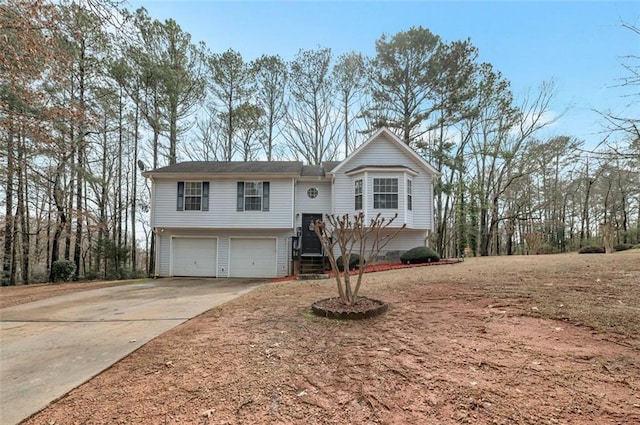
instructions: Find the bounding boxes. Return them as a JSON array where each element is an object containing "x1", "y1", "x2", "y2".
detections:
[{"x1": 0, "y1": 278, "x2": 261, "y2": 425}]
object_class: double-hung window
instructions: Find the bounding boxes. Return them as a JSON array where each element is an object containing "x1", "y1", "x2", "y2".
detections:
[
  {"x1": 176, "y1": 181, "x2": 209, "y2": 211},
  {"x1": 237, "y1": 181, "x2": 270, "y2": 211},
  {"x1": 354, "y1": 179, "x2": 363, "y2": 210},
  {"x1": 373, "y1": 178, "x2": 398, "y2": 209},
  {"x1": 407, "y1": 179, "x2": 413, "y2": 211}
]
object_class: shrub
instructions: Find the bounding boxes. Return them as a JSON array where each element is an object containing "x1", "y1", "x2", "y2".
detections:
[
  {"x1": 540, "y1": 243, "x2": 559, "y2": 255},
  {"x1": 51, "y1": 260, "x2": 76, "y2": 282},
  {"x1": 578, "y1": 245, "x2": 605, "y2": 254},
  {"x1": 336, "y1": 254, "x2": 362, "y2": 271},
  {"x1": 613, "y1": 243, "x2": 634, "y2": 252},
  {"x1": 400, "y1": 246, "x2": 440, "y2": 264}
]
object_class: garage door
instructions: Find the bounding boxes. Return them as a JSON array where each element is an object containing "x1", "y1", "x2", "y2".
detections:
[
  {"x1": 172, "y1": 238, "x2": 217, "y2": 277},
  {"x1": 229, "y1": 238, "x2": 277, "y2": 278}
]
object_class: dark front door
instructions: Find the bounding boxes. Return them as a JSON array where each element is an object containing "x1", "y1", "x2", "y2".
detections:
[{"x1": 301, "y1": 214, "x2": 323, "y2": 255}]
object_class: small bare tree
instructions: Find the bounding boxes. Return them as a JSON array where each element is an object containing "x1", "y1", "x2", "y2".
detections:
[
  {"x1": 600, "y1": 222, "x2": 616, "y2": 254},
  {"x1": 523, "y1": 232, "x2": 544, "y2": 255},
  {"x1": 313, "y1": 213, "x2": 406, "y2": 306}
]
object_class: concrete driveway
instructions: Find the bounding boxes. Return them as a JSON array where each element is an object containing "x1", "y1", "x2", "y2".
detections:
[{"x1": 0, "y1": 278, "x2": 261, "y2": 425}]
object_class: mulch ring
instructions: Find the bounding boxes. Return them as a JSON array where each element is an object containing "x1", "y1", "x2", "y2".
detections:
[
  {"x1": 311, "y1": 296, "x2": 389, "y2": 319},
  {"x1": 270, "y1": 259, "x2": 461, "y2": 283}
]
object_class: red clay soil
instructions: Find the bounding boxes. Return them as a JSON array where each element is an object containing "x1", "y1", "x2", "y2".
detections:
[
  {"x1": 0, "y1": 279, "x2": 142, "y2": 309},
  {"x1": 7, "y1": 253, "x2": 640, "y2": 424}
]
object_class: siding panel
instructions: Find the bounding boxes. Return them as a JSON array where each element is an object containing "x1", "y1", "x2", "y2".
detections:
[
  {"x1": 158, "y1": 232, "x2": 171, "y2": 276},
  {"x1": 332, "y1": 134, "x2": 434, "y2": 230},
  {"x1": 295, "y1": 181, "x2": 331, "y2": 227},
  {"x1": 330, "y1": 229, "x2": 428, "y2": 262},
  {"x1": 153, "y1": 178, "x2": 294, "y2": 229}
]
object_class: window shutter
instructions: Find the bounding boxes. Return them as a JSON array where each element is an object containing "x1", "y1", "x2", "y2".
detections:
[
  {"x1": 202, "y1": 182, "x2": 209, "y2": 211},
  {"x1": 177, "y1": 181, "x2": 184, "y2": 211},
  {"x1": 237, "y1": 182, "x2": 244, "y2": 211},
  {"x1": 262, "y1": 182, "x2": 270, "y2": 211}
]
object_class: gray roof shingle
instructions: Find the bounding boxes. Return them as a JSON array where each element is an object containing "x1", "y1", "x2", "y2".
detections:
[
  {"x1": 147, "y1": 161, "x2": 304, "y2": 175},
  {"x1": 299, "y1": 161, "x2": 342, "y2": 176}
]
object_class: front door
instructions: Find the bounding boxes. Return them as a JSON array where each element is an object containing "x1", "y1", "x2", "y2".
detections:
[{"x1": 301, "y1": 214, "x2": 323, "y2": 255}]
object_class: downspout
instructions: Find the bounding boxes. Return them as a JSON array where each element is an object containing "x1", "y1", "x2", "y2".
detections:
[
  {"x1": 292, "y1": 178, "x2": 296, "y2": 228},
  {"x1": 291, "y1": 178, "x2": 296, "y2": 277}
]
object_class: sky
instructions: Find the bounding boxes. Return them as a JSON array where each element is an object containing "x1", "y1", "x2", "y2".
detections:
[{"x1": 126, "y1": 0, "x2": 639, "y2": 149}]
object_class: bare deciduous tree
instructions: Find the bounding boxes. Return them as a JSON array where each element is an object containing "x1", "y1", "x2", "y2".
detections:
[{"x1": 313, "y1": 213, "x2": 406, "y2": 306}]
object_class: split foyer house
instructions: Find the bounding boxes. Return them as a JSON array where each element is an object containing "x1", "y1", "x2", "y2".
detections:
[{"x1": 142, "y1": 127, "x2": 441, "y2": 278}]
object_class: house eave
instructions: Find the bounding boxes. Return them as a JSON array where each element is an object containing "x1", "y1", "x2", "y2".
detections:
[
  {"x1": 143, "y1": 172, "x2": 300, "y2": 180},
  {"x1": 344, "y1": 165, "x2": 418, "y2": 177}
]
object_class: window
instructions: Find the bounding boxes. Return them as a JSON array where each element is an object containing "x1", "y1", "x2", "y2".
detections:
[
  {"x1": 184, "y1": 182, "x2": 202, "y2": 211},
  {"x1": 354, "y1": 179, "x2": 363, "y2": 210},
  {"x1": 407, "y1": 179, "x2": 412, "y2": 211},
  {"x1": 244, "y1": 181, "x2": 262, "y2": 211},
  {"x1": 237, "y1": 181, "x2": 270, "y2": 211},
  {"x1": 176, "y1": 181, "x2": 209, "y2": 211},
  {"x1": 307, "y1": 187, "x2": 318, "y2": 199},
  {"x1": 373, "y1": 178, "x2": 398, "y2": 209}
]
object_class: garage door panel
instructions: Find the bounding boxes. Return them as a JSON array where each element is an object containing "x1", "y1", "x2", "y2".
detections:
[
  {"x1": 172, "y1": 238, "x2": 217, "y2": 277},
  {"x1": 230, "y1": 238, "x2": 276, "y2": 278}
]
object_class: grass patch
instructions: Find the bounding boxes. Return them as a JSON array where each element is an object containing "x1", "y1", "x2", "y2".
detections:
[{"x1": 483, "y1": 258, "x2": 640, "y2": 338}]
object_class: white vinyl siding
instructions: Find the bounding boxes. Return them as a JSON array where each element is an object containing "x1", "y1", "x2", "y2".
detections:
[
  {"x1": 295, "y1": 181, "x2": 331, "y2": 227},
  {"x1": 158, "y1": 232, "x2": 171, "y2": 276},
  {"x1": 152, "y1": 178, "x2": 294, "y2": 229},
  {"x1": 331, "y1": 229, "x2": 428, "y2": 262},
  {"x1": 332, "y1": 133, "x2": 434, "y2": 230}
]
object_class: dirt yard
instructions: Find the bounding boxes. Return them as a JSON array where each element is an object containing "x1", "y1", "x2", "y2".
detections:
[{"x1": 5, "y1": 252, "x2": 640, "y2": 424}]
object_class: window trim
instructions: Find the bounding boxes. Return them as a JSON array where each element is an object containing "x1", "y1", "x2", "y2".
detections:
[
  {"x1": 354, "y1": 179, "x2": 363, "y2": 210},
  {"x1": 307, "y1": 187, "x2": 318, "y2": 199},
  {"x1": 177, "y1": 181, "x2": 209, "y2": 211},
  {"x1": 373, "y1": 178, "x2": 398, "y2": 209},
  {"x1": 237, "y1": 181, "x2": 270, "y2": 212},
  {"x1": 184, "y1": 181, "x2": 203, "y2": 211},
  {"x1": 407, "y1": 178, "x2": 412, "y2": 211}
]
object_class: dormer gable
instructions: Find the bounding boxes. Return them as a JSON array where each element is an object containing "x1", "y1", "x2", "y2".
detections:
[{"x1": 330, "y1": 127, "x2": 441, "y2": 178}]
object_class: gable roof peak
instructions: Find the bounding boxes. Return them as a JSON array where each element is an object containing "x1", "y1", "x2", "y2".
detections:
[{"x1": 331, "y1": 127, "x2": 441, "y2": 177}]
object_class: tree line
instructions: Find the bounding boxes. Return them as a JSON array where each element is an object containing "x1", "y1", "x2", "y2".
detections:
[{"x1": 1, "y1": 0, "x2": 638, "y2": 284}]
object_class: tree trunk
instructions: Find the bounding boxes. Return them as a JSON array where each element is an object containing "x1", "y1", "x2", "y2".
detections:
[
  {"x1": 479, "y1": 205, "x2": 489, "y2": 256},
  {"x1": 49, "y1": 170, "x2": 67, "y2": 282},
  {"x1": 131, "y1": 102, "x2": 139, "y2": 272},
  {"x1": 2, "y1": 128, "x2": 15, "y2": 286},
  {"x1": 74, "y1": 140, "x2": 84, "y2": 280},
  {"x1": 17, "y1": 132, "x2": 29, "y2": 284},
  {"x1": 64, "y1": 145, "x2": 73, "y2": 261}
]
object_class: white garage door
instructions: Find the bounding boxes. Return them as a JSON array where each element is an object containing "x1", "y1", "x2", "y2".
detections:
[
  {"x1": 229, "y1": 238, "x2": 277, "y2": 278},
  {"x1": 172, "y1": 238, "x2": 217, "y2": 277}
]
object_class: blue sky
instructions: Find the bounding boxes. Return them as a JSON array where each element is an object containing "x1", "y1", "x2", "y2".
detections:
[{"x1": 127, "y1": 0, "x2": 639, "y2": 148}]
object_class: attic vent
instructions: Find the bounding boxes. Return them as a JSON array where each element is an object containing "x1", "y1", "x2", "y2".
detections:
[{"x1": 307, "y1": 187, "x2": 318, "y2": 199}]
